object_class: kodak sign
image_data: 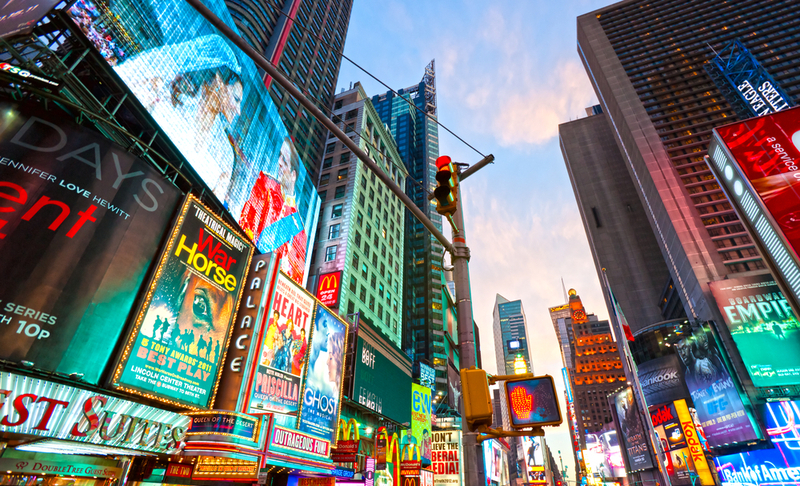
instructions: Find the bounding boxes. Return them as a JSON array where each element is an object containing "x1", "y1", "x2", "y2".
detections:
[{"x1": 316, "y1": 271, "x2": 342, "y2": 307}]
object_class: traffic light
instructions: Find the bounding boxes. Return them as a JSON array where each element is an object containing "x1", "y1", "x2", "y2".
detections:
[
  {"x1": 502, "y1": 374, "x2": 562, "y2": 429},
  {"x1": 460, "y1": 367, "x2": 493, "y2": 431},
  {"x1": 434, "y1": 155, "x2": 458, "y2": 215}
]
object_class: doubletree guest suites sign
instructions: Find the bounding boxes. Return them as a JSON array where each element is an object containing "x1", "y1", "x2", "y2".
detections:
[{"x1": 0, "y1": 370, "x2": 189, "y2": 453}]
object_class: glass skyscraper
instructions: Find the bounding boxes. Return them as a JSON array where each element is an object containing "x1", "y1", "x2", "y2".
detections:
[{"x1": 371, "y1": 62, "x2": 448, "y2": 395}]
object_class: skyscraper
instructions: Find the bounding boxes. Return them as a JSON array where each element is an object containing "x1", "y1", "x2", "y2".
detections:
[
  {"x1": 371, "y1": 62, "x2": 447, "y2": 396},
  {"x1": 225, "y1": 0, "x2": 354, "y2": 178},
  {"x1": 308, "y1": 82, "x2": 408, "y2": 346},
  {"x1": 575, "y1": 0, "x2": 800, "y2": 325}
]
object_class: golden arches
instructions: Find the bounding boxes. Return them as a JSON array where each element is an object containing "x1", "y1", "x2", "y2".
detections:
[{"x1": 336, "y1": 417, "x2": 360, "y2": 441}]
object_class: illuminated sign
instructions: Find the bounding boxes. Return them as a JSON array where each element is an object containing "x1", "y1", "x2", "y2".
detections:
[
  {"x1": 331, "y1": 439, "x2": 360, "y2": 463},
  {"x1": 67, "y1": 0, "x2": 320, "y2": 285},
  {"x1": 299, "y1": 478, "x2": 335, "y2": 486},
  {"x1": 504, "y1": 375, "x2": 562, "y2": 429},
  {"x1": 709, "y1": 274, "x2": 800, "y2": 387},
  {"x1": 513, "y1": 356, "x2": 528, "y2": 374},
  {"x1": 707, "y1": 40, "x2": 792, "y2": 119},
  {"x1": 409, "y1": 383, "x2": 432, "y2": 467},
  {"x1": 269, "y1": 424, "x2": 330, "y2": 459},
  {"x1": 0, "y1": 370, "x2": 189, "y2": 454},
  {"x1": 0, "y1": 102, "x2": 180, "y2": 384},
  {"x1": 113, "y1": 196, "x2": 253, "y2": 409},
  {"x1": 431, "y1": 430, "x2": 462, "y2": 486},
  {"x1": 676, "y1": 399, "x2": 714, "y2": 485},
  {"x1": 193, "y1": 458, "x2": 258, "y2": 479},
  {"x1": 508, "y1": 340, "x2": 521, "y2": 350},
  {"x1": 354, "y1": 333, "x2": 412, "y2": 424},
  {"x1": 0, "y1": 1, "x2": 61, "y2": 38},
  {"x1": 0, "y1": 62, "x2": 60, "y2": 87},
  {"x1": 562, "y1": 368, "x2": 573, "y2": 403},
  {"x1": 420, "y1": 470, "x2": 434, "y2": 486},
  {"x1": 185, "y1": 411, "x2": 260, "y2": 442},
  {"x1": 0, "y1": 458, "x2": 121, "y2": 478},
  {"x1": 248, "y1": 272, "x2": 315, "y2": 415},
  {"x1": 709, "y1": 109, "x2": 800, "y2": 321},
  {"x1": 316, "y1": 271, "x2": 342, "y2": 307},
  {"x1": 165, "y1": 463, "x2": 193, "y2": 478},
  {"x1": 297, "y1": 304, "x2": 348, "y2": 444},
  {"x1": 420, "y1": 363, "x2": 436, "y2": 390}
]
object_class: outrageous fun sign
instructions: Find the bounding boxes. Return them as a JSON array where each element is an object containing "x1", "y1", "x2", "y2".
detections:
[
  {"x1": 0, "y1": 371, "x2": 189, "y2": 453},
  {"x1": 269, "y1": 424, "x2": 330, "y2": 459},
  {"x1": 297, "y1": 304, "x2": 348, "y2": 444},
  {"x1": 248, "y1": 272, "x2": 314, "y2": 414},
  {"x1": 113, "y1": 196, "x2": 253, "y2": 409},
  {"x1": 0, "y1": 101, "x2": 180, "y2": 384}
]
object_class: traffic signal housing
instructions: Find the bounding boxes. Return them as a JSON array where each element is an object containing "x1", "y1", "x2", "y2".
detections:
[
  {"x1": 502, "y1": 374, "x2": 562, "y2": 430},
  {"x1": 460, "y1": 367, "x2": 493, "y2": 432},
  {"x1": 434, "y1": 156, "x2": 458, "y2": 215}
]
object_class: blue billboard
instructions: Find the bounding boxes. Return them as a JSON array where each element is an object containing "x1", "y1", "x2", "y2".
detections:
[
  {"x1": 67, "y1": 0, "x2": 319, "y2": 284},
  {"x1": 715, "y1": 400, "x2": 800, "y2": 486}
]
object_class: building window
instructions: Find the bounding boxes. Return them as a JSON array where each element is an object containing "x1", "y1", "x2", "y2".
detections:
[
  {"x1": 361, "y1": 263, "x2": 368, "y2": 279},
  {"x1": 369, "y1": 295, "x2": 375, "y2": 311},
  {"x1": 359, "y1": 285, "x2": 366, "y2": 302},
  {"x1": 322, "y1": 157, "x2": 333, "y2": 169},
  {"x1": 319, "y1": 190, "x2": 326, "y2": 203},
  {"x1": 357, "y1": 212, "x2": 363, "y2": 227},
  {"x1": 359, "y1": 194, "x2": 365, "y2": 205},
  {"x1": 326, "y1": 143, "x2": 335, "y2": 154},
  {"x1": 361, "y1": 175, "x2": 367, "y2": 188},
  {"x1": 366, "y1": 224, "x2": 372, "y2": 239},
  {"x1": 351, "y1": 253, "x2": 359, "y2": 269},
  {"x1": 350, "y1": 275, "x2": 357, "y2": 292},
  {"x1": 328, "y1": 223, "x2": 340, "y2": 239},
  {"x1": 334, "y1": 185, "x2": 346, "y2": 199},
  {"x1": 345, "y1": 123, "x2": 355, "y2": 133},
  {"x1": 325, "y1": 245, "x2": 337, "y2": 262},
  {"x1": 347, "y1": 300, "x2": 355, "y2": 314},
  {"x1": 345, "y1": 109, "x2": 357, "y2": 120},
  {"x1": 377, "y1": 304, "x2": 383, "y2": 320},
  {"x1": 355, "y1": 232, "x2": 361, "y2": 247},
  {"x1": 340, "y1": 152, "x2": 350, "y2": 165},
  {"x1": 319, "y1": 173, "x2": 330, "y2": 186},
  {"x1": 334, "y1": 100, "x2": 343, "y2": 110},
  {"x1": 338, "y1": 168, "x2": 348, "y2": 180},
  {"x1": 331, "y1": 204, "x2": 343, "y2": 218}
]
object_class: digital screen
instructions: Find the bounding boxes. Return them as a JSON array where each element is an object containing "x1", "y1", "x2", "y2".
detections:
[
  {"x1": 353, "y1": 334, "x2": 412, "y2": 424},
  {"x1": 113, "y1": 196, "x2": 253, "y2": 408},
  {"x1": 67, "y1": 0, "x2": 320, "y2": 285},
  {"x1": 297, "y1": 304, "x2": 348, "y2": 444},
  {"x1": 710, "y1": 274, "x2": 800, "y2": 387},
  {"x1": 715, "y1": 400, "x2": 800, "y2": 486},
  {"x1": 503, "y1": 376, "x2": 561, "y2": 429},
  {"x1": 420, "y1": 363, "x2": 436, "y2": 390},
  {"x1": 481, "y1": 439, "x2": 509, "y2": 486},
  {"x1": 0, "y1": 101, "x2": 180, "y2": 383},
  {"x1": 508, "y1": 340, "x2": 520, "y2": 350},
  {"x1": 584, "y1": 423, "x2": 626, "y2": 480}
]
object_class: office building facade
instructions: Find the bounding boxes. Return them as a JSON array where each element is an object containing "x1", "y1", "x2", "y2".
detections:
[
  {"x1": 371, "y1": 62, "x2": 448, "y2": 395},
  {"x1": 308, "y1": 82, "x2": 409, "y2": 346},
  {"x1": 226, "y1": 0, "x2": 353, "y2": 178}
]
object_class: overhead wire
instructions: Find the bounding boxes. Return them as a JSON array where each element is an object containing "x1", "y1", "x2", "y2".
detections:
[{"x1": 254, "y1": 0, "x2": 486, "y2": 159}]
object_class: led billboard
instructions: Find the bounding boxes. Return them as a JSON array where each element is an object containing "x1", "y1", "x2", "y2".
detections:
[
  {"x1": 297, "y1": 304, "x2": 348, "y2": 444},
  {"x1": 482, "y1": 439, "x2": 509, "y2": 486},
  {"x1": 67, "y1": 0, "x2": 320, "y2": 285},
  {"x1": 612, "y1": 388, "x2": 654, "y2": 471},
  {"x1": 0, "y1": 101, "x2": 180, "y2": 384},
  {"x1": 503, "y1": 375, "x2": 561, "y2": 429},
  {"x1": 521, "y1": 436, "x2": 544, "y2": 482},
  {"x1": 714, "y1": 399, "x2": 800, "y2": 486},
  {"x1": 411, "y1": 383, "x2": 433, "y2": 468},
  {"x1": 708, "y1": 107, "x2": 800, "y2": 316},
  {"x1": 710, "y1": 274, "x2": 800, "y2": 387},
  {"x1": 248, "y1": 272, "x2": 315, "y2": 415},
  {"x1": 113, "y1": 196, "x2": 253, "y2": 408}
]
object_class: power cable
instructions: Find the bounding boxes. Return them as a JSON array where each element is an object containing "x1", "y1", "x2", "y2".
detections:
[{"x1": 254, "y1": 0, "x2": 486, "y2": 158}]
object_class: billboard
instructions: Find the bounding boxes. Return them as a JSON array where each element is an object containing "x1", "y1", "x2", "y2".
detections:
[
  {"x1": 0, "y1": 1, "x2": 61, "y2": 38},
  {"x1": 316, "y1": 271, "x2": 342, "y2": 308},
  {"x1": 67, "y1": 0, "x2": 320, "y2": 285},
  {"x1": 0, "y1": 101, "x2": 180, "y2": 383},
  {"x1": 674, "y1": 323, "x2": 759, "y2": 447},
  {"x1": 410, "y1": 383, "x2": 433, "y2": 468},
  {"x1": 447, "y1": 364, "x2": 462, "y2": 414},
  {"x1": 636, "y1": 354, "x2": 690, "y2": 407},
  {"x1": 584, "y1": 423, "x2": 625, "y2": 479},
  {"x1": 503, "y1": 376, "x2": 561, "y2": 429},
  {"x1": 248, "y1": 272, "x2": 314, "y2": 415},
  {"x1": 715, "y1": 399, "x2": 800, "y2": 486},
  {"x1": 297, "y1": 304, "x2": 348, "y2": 444},
  {"x1": 708, "y1": 107, "x2": 800, "y2": 312},
  {"x1": 709, "y1": 274, "x2": 800, "y2": 387},
  {"x1": 432, "y1": 430, "x2": 462, "y2": 486},
  {"x1": 650, "y1": 400, "x2": 714, "y2": 486},
  {"x1": 353, "y1": 333, "x2": 412, "y2": 424},
  {"x1": 521, "y1": 436, "x2": 544, "y2": 482},
  {"x1": 113, "y1": 196, "x2": 253, "y2": 408},
  {"x1": 612, "y1": 388, "x2": 654, "y2": 471},
  {"x1": 482, "y1": 439, "x2": 509, "y2": 486}
]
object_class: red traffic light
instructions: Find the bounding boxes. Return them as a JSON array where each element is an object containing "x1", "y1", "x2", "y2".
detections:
[{"x1": 436, "y1": 155, "x2": 452, "y2": 169}]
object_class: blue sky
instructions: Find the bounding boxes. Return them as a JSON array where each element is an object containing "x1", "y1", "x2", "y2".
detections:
[{"x1": 335, "y1": 0, "x2": 614, "y2": 475}]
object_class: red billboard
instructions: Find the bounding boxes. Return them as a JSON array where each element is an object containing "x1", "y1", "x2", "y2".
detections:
[
  {"x1": 715, "y1": 107, "x2": 800, "y2": 258},
  {"x1": 316, "y1": 271, "x2": 342, "y2": 307}
]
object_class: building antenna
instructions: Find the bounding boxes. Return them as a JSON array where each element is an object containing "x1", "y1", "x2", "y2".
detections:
[{"x1": 561, "y1": 277, "x2": 568, "y2": 303}]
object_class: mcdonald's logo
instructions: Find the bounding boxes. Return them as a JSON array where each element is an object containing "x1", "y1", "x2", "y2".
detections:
[
  {"x1": 316, "y1": 271, "x2": 342, "y2": 307},
  {"x1": 401, "y1": 444, "x2": 421, "y2": 462},
  {"x1": 403, "y1": 477, "x2": 420, "y2": 486}
]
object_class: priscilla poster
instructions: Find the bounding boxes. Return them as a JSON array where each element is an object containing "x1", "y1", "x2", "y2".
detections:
[
  {"x1": 113, "y1": 196, "x2": 253, "y2": 408},
  {"x1": 297, "y1": 304, "x2": 347, "y2": 444},
  {"x1": 248, "y1": 272, "x2": 315, "y2": 414}
]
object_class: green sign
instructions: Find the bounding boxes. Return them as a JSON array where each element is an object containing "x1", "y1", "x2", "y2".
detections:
[{"x1": 352, "y1": 334, "x2": 411, "y2": 425}]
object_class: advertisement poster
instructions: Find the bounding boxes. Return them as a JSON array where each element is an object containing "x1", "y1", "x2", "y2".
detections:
[
  {"x1": 114, "y1": 196, "x2": 253, "y2": 408},
  {"x1": 67, "y1": 0, "x2": 320, "y2": 285},
  {"x1": 409, "y1": 383, "x2": 432, "y2": 467},
  {"x1": 584, "y1": 423, "x2": 625, "y2": 479},
  {"x1": 248, "y1": 272, "x2": 315, "y2": 414},
  {"x1": 715, "y1": 399, "x2": 800, "y2": 486},
  {"x1": 674, "y1": 323, "x2": 759, "y2": 447},
  {"x1": 353, "y1": 333, "x2": 412, "y2": 424},
  {"x1": 376, "y1": 436, "x2": 387, "y2": 471},
  {"x1": 297, "y1": 304, "x2": 348, "y2": 444},
  {"x1": 612, "y1": 388, "x2": 654, "y2": 471},
  {"x1": 481, "y1": 439, "x2": 509, "y2": 486},
  {"x1": 0, "y1": 101, "x2": 180, "y2": 384},
  {"x1": 650, "y1": 401, "x2": 713, "y2": 486},
  {"x1": 714, "y1": 107, "x2": 800, "y2": 260},
  {"x1": 447, "y1": 365, "x2": 463, "y2": 415},
  {"x1": 521, "y1": 436, "x2": 544, "y2": 482},
  {"x1": 636, "y1": 354, "x2": 691, "y2": 406},
  {"x1": 316, "y1": 271, "x2": 341, "y2": 308},
  {"x1": 709, "y1": 274, "x2": 800, "y2": 387},
  {"x1": 432, "y1": 430, "x2": 461, "y2": 486},
  {"x1": 675, "y1": 400, "x2": 714, "y2": 485}
]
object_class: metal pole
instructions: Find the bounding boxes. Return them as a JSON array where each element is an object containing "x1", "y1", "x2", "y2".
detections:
[
  {"x1": 452, "y1": 181, "x2": 479, "y2": 486},
  {"x1": 185, "y1": 0, "x2": 455, "y2": 256}
]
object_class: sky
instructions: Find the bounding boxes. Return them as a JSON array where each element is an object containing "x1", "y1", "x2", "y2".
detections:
[{"x1": 335, "y1": 1, "x2": 615, "y2": 477}]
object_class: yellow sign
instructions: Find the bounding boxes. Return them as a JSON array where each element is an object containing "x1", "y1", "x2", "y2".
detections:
[{"x1": 675, "y1": 399, "x2": 714, "y2": 485}]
